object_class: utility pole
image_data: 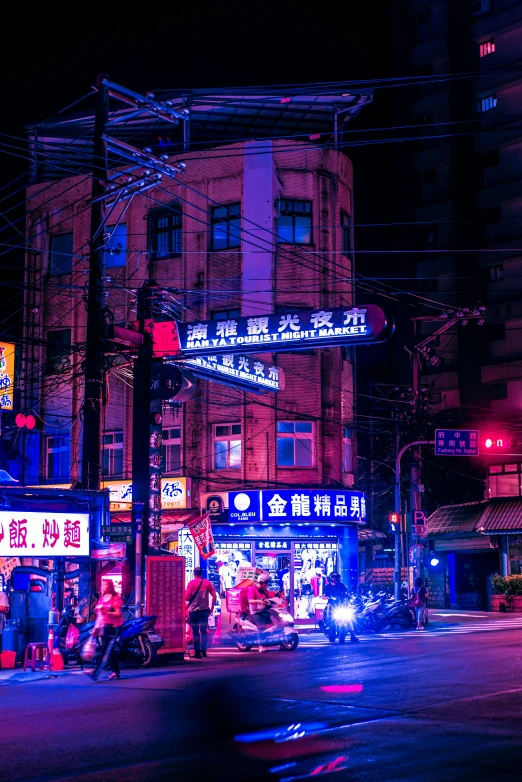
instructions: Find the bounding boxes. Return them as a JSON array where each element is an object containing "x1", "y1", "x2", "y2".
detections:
[{"x1": 81, "y1": 74, "x2": 109, "y2": 490}]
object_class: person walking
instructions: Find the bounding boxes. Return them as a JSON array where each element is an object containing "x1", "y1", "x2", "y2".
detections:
[
  {"x1": 186, "y1": 567, "x2": 216, "y2": 659},
  {"x1": 412, "y1": 577, "x2": 428, "y2": 630},
  {"x1": 88, "y1": 579, "x2": 124, "y2": 681}
]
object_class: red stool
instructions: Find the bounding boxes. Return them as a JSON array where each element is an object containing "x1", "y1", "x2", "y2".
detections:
[{"x1": 23, "y1": 642, "x2": 51, "y2": 672}]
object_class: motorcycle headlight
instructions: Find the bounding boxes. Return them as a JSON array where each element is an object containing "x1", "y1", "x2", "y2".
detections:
[{"x1": 332, "y1": 606, "x2": 355, "y2": 623}]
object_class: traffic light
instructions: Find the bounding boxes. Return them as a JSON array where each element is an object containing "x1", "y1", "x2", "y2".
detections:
[
  {"x1": 481, "y1": 434, "x2": 519, "y2": 454},
  {"x1": 2, "y1": 411, "x2": 43, "y2": 433},
  {"x1": 389, "y1": 512, "x2": 400, "y2": 533}
]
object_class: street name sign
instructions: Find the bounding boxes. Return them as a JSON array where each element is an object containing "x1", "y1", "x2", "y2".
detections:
[
  {"x1": 434, "y1": 429, "x2": 479, "y2": 456},
  {"x1": 174, "y1": 353, "x2": 285, "y2": 393}
]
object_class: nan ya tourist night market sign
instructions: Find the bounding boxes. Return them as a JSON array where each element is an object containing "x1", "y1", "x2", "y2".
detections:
[
  {"x1": 180, "y1": 353, "x2": 285, "y2": 393},
  {"x1": 0, "y1": 511, "x2": 90, "y2": 557},
  {"x1": 175, "y1": 304, "x2": 391, "y2": 356}
]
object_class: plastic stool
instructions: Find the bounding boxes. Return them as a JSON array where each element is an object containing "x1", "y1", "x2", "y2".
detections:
[{"x1": 23, "y1": 642, "x2": 51, "y2": 672}]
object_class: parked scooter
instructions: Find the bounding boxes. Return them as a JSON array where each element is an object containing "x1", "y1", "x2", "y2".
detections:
[{"x1": 229, "y1": 595, "x2": 299, "y2": 652}]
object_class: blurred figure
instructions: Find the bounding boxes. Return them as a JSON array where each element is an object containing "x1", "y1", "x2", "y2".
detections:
[
  {"x1": 88, "y1": 579, "x2": 123, "y2": 681},
  {"x1": 412, "y1": 577, "x2": 428, "y2": 630},
  {"x1": 186, "y1": 566, "x2": 216, "y2": 658}
]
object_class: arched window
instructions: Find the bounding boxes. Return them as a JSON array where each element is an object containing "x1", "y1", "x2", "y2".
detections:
[{"x1": 147, "y1": 203, "x2": 182, "y2": 260}]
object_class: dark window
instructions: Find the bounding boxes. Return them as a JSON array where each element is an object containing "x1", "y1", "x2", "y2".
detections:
[
  {"x1": 104, "y1": 224, "x2": 126, "y2": 268},
  {"x1": 211, "y1": 309, "x2": 241, "y2": 321},
  {"x1": 483, "y1": 206, "x2": 501, "y2": 224},
  {"x1": 102, "y1": 431, "x2": 124, "y2": 478},
  {"x1": 211, "y1": 204, "x2": 241, "y2": 251},
  {"x1": 46, "y1": 329, "x2": 71, "y2": 375},
  {"x1": 147, "y1": 205, "x2": 182, "y2": 260},
  {"x1": 480, "y1": 150, "x2": 499, "y2": 169},
  {"x1": 162, "y1": 427, "x2": 181, "y2": 473},
  {"x1": 488, "y1": 382, "x2": 508, "y2": 401},
  {"x1": 341, "y1": 212, "x2": 351, "y2": 256},
  {"x1": 488, "y1": 324, "x2": 505, "y2": 341},
  {"x1": 276, "y1": 200, "x2": 312, "y2": 245},
  {"x1": 422, "y1": 169, "x2": 436, "y2": 184},
  {"x1": 49, "y1": 233, "x2": 73, "y2": 276},
  {"x1": 489, "y1": 265, "x2": 503, "y2": 281},
  {"x1": 46, "y1": 436, "x2": 70, "y2": 481},
  {"x1": 417, "y1": 10, "x2": 430, "y2": 24},
  {"x1": 276, "y1": 420, "x2": 314, "y2": 468},
  {"x1": 343, "y1": 427, "x2": 352, "y2": 473}
]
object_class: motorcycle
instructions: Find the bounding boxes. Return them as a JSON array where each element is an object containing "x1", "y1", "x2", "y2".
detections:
[
  {"x1": 229, "y1": 595, "x2": 299, "y2": 652},
  {"x1": 321, "y1": 596, "x2": 357, "y2": 643}
]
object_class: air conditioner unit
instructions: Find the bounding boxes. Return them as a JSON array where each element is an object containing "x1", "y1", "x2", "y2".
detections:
[{"x1": 472, "y1": 0, "x2": 491, "y2": 17}]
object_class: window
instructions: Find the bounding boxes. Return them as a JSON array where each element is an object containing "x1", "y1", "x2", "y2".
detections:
[
  {"x1": 104, "y1": 224, "x2": 126, "y2": 268},
  {"x1": 343, "y1": 427, "x2": 353, "y2": 473},
  {"x1": 147, "y1": 205, "x2": 182, "y2": 260},
  {"x1": 46, "y1": 329, "x2": 71, "y2": 375},
  {"x1": 211, "y1": 204, "x2": 241, "y2": 251},
  {"x1": 489, "y1": 265, "x2": 504, "y2": 281},
  {"x1": 488, "y1": 383, "x2": 508, "y2": 401},
  {"x1": 487, "y1": 324, "x2": 505, "y2": 341},
  {"x1": 277, "y1": 421, "x2": 314, "y2": 468},
  {"x1": 480, "y1": 39, "x2": 495, "y2": 57},
  {"x1": 211, "y1": 309, "x2": 241, "y2": 321},
  {"x1": 49, "y1": 233, "x2": 73, "y2": 276},
  {"x1": 276, "y1": 200, "x2": 312, "y2": 244},
  {"x1": 422, "y1": 169, "x2": 436, "y2": 184},
  {"x1": 213, "y1": 423, "x2": 241, "y2": 470},
  {"x1": 102, "y1": 431, "x2": 124, "y2": 477},
  {"x1": 341, "y1": 212, "x2": 351, "y2": 256},
  {"x1": 47, "y1": 436, "x2": 70, "y2": 481},
  {"x1": 480, "y1": 95, "x2": 497, "y2": 112},
  {"x1": 162, "y1": 427, "x2": 181, "y2": 473}
]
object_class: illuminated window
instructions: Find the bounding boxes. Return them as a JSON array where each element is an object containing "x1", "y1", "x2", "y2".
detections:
[
  {"x1": 213, "y1": 423, "x2": 241, "y2": 470},
  {"x1": 49, "y1": 233, "x2": 73, "y2": 276},
  {"x1": 162, "y1": 427, "x2": 181, "y2": 473},
  {"x1": 104, "y1": 224, "x2": 126, "y2": 268},
  {"x1": 277, "y1": 421, "x2": 314, "y2": 468},
  {"x1": 277, "y1": 200, "x2": 312, "y2": 244},
  {"x1": 102, "y1": 432, "x2": 124, "y2": 477},
  {"x1": 211, "y1": 204, "x2": 241, "y2": 251},
  {"x1": 147, "y1": 205, "x2": 182, "y2": 260},
  {"x1": 479, "y1": 40, "x2": 495, "y2": 57},
  {"x1": 480, "y1": 95, "x2": 497, "y2": 112},
  {"x1": 46, "y1": 436, "x2": 70, "y2": 481}
]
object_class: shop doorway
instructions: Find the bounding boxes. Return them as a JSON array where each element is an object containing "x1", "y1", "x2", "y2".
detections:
[{"x1": 455, "y1": 551, "x2": 499, "y2": 610}]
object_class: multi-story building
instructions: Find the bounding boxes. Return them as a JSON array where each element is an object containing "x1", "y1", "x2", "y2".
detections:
[{"x1": 18, "y1": 88, "x2": 375, "y2": 615}]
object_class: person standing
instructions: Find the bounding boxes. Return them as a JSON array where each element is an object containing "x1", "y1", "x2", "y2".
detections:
[
  {"x1": 89, "y1": 579, "x2": 123, "y2": 681},
  {"x1": 412, "y1": 577, "x2": 428, "y2": 630},
  {"x1": 186, "y1": 567, "x2": 217, "y2": 659}
]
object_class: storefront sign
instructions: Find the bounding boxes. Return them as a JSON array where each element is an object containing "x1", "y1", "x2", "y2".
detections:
[
  {"x1": 188, "y1": 512, "x2": 215, "y2": 559},
  {"x1": 182, "y1": 354, "x2": 285, "y2": 393},
  {"x1": 0, "y1": 511, "x2": 90, "y2": 557},
  {"x1": 201, "y1": 492, "x2": 228, "y2": 523},
  {"x1": 0, "y1": 342, "x2": 15, "y2": 409},
  {"x1": 256, "y1": 539, "x2": 291, "y2": 550},
  {"x1": 101, "y1": 480, "x2": 133, "y2": 510},
  {"x1": 176, "y1": 304, "x2": 391, "y2": 356},
  {"x1": 229, "y1": 492, "x2": 262, "y2": 523},
  {"x1": 226, "y1": 489, "x2": 366, "y2": 523},
  {"x1": 146, "y1": 556, "x2": 185, "y2": 653},
  {"x1": 160, "y1": 477, "x2": 190, "y2": 510},
  {"x1": 178, "y1": 527, "x2": 196, "y2": 584}
]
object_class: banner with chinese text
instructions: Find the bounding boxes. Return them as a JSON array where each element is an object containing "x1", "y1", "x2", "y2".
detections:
[
  {"x1": 145, "y1": 556, "x2": 185, "y2": 653},
  {"x1": 187, "y1": 512, "x2": 215, "y2": 559},
  {"x1": 0, "y1": 512, "x2": 90, "y2": 557}
]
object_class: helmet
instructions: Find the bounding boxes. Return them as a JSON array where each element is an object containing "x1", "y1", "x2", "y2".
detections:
[
  {"x1": 329, "y1": 571, "x2": 341, "y2": 582},
  {"x1": 257, "y1": 572, "x2": 270, "y2": 583}
]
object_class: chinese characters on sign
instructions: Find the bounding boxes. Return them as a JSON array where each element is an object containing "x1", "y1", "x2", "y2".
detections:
[
  {"x1": 434, "y1": 429, "x2": 479, "y2": 457},
  {"x1": 160, "y1": 477, "x2": 190, "y2": 510},
  {"x1": 178, "y1": 527, "x2": 196, "y2": 585},
  {"x1": 176, "y1": 305, "x2": 390, "y2": 356},
  {"x1": 0, "y1": 512, "x2": 90, "y2": 556},
  {"x1": 181, "y1": 353, "x2": 285, "y2": 393},
  {"x1": 146, "y1": 556, "x2": 185, "y2": 653},
  {"x1": 187, "y1": 513, "x2": 215, "y2": 559},
  {"x1": 0, "y1": 342, "x2": 15, "y2": 410},
  {"x1": 227, "y1": 490, "x2": 366, "y2": 523}
]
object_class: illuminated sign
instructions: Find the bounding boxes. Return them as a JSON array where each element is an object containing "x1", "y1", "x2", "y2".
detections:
[
  {"x1": 175, "y1": 305, "x2": 391, "y2": 357},
  {"x1": 0, "y1": 342, "x2": 15, "y2": 410},
  {"x1": 178, "y1": 527, "x2": 196, "y2": 585},
  {"x1": 0, "y1": 511, "x2": 90, "y2": 557},
  {"x1": 434, "y1": 429, "x2": 479, "y2": 456},
  {"x1": 101, "y1": 480, "x2": 133, "y2": 509},
  {"x1": 160, "y1": 477, "x2": 190, "y2": 510},
  {"x1": 228, "y1": 489, "x2": 366, "y2": 523},
  {"x1": 181, "y1": 353, "x2": 285, "y2": 393}
]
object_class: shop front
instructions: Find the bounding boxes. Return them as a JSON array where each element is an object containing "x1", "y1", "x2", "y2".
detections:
[{"x1": 201, "y1": 488, "x2": 366, "y2": 626}]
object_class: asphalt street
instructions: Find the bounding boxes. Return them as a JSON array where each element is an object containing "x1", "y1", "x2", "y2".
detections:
[{"x1": 2, "y1": 613, "x2": 522, "y2": 781}]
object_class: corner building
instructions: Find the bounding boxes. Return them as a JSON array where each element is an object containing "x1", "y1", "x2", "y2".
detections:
[{"x1": 22, "y1": 93, "x2": 371, "y2": 617}]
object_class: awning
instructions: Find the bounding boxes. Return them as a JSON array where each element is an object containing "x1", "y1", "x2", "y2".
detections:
[
  {"x1": 428, "y1": 495, "x2": 522, "y2": 538},
  {"x1": 478, "y1": 497, "x2": 522, "y2": 534},
  {"x1": 428, "y1": 501, "x2": 488, "y2": 537},
  {"x1": 358, "y1": 528, "x2": 386, "y2": 541}
]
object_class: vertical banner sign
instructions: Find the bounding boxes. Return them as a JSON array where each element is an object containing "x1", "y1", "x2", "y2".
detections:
[
  {"x1": 187, "y1": 512, "x2": 215, "y2": 559},
  {"x1": 178, "y1": 527, "x2": 196, "y2": 585},
  {"x1": 0, "y1": 342, "x2": 15, "y2": 409},
  {"x1": 146, "y1": 556, "x2": 185, "y2": 653}
]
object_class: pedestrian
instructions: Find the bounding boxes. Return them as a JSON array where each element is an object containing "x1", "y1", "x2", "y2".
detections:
[
  {"x1": 412, "y1": 577, "x2": 428, "y2": 630},
  {"x1": 186, "y1": 567, "x2": 217, "y2": 659},
  {"x1": 88, "y1": 579, "x2": 123, "y2": 681}
]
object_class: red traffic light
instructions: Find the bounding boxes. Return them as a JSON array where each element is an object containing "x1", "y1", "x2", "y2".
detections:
[
  {"x1": 482, "y1": 435, "x2": 518, "y2": 453},
  {"x1": 14, "y1": 412, "x2": 38, "y2": 430},
  {"x1": 388, "y1": 512, "x2": 399, "y2": 523}
]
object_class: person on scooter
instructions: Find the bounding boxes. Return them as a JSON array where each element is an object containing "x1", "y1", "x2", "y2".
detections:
[
  {"x1": 248, "y1": 572, "x2": 273, "y2": 653},
  {"x1": 323, "y1": 571, "x2": 360, "y2": 643}
]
